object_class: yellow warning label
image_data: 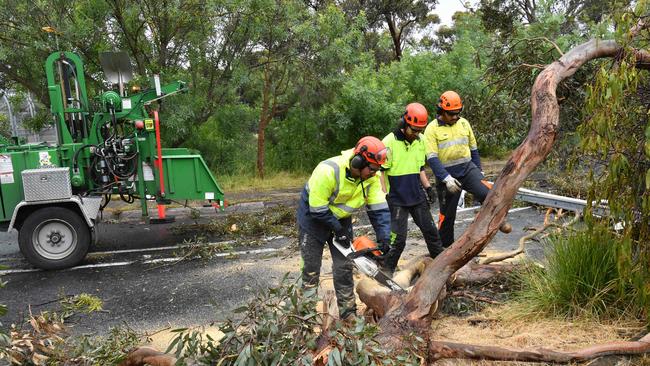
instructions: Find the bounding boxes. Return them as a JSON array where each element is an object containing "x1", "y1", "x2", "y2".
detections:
[{"x1": 145, "y1": 119, "x2": 154, "y2": 131}]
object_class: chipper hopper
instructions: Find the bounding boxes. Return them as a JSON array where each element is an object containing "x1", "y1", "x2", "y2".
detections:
[{"x1": 0, "y1": 51, "x2": 224, "y2": 269}]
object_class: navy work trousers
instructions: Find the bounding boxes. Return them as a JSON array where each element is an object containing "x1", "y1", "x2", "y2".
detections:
[
  {"x1": 383, "y1": 200, "x2": 444, "y2": 273},
  {"x1": 436, "y1": 162, "x2": 489, "y2": 247},
  {"x1": 299, "y1": 227, "x2": 356, "y2": 319}
]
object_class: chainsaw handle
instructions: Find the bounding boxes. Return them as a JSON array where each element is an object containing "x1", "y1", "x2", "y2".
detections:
[{"x1": 347, "y1": 247, "x2": 384, "y2": 259}]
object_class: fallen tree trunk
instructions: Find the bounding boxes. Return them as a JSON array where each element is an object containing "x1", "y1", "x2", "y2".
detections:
[
  {"x1": 428, "y1": 333, "x2": 650, "y2": 363},
  {"x1": 362, "y1": 38, "x2": 650, "y2": 360}
]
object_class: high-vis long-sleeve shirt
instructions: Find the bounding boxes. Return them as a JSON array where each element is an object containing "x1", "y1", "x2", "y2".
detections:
[
  {"x1": 381, "y1": 128, "x2": 427, "y2": 206},
  {"x1": 297, "y1": 149, "x2": 390, "y2": 243},
  {"x1": 424, "y1": 117, "x2": 481, "y2": 181}
]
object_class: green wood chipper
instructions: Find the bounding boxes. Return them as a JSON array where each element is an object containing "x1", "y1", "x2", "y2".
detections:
[{"x1": 0, "y1": 51, "x2": 224, "y2": 270}]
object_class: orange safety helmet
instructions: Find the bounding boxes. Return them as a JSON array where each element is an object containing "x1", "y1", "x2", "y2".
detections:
[
  {"x1": 352, "y1": 236, "x2": 382, "y2": 257},
  {"x1": 438, "y1": 91, "x2": 463, "y2": 111},
  {"x1": 353, "y1": 136, "x2": 389, "y2": 166},
  {"x1": 403, "y1": 102, "x2": 428, "y2": 128}
]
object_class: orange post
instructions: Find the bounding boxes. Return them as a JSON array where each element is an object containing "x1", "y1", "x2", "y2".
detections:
[
  {"x1": 154, "y1": 110, "x2": 166, "y2": 220},
  {"x1": 157, "y1": 204, "x2": 166, "y2": 219}
]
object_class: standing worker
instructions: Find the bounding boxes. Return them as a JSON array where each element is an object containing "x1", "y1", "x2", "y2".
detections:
[
  {"x1": 424, "y1": 91, "x2": 509, "y2": 247},
  {"x1": 297, "y1": 136, "x2": 391, "y2": 320},
  {"x1": 380, "y1": 103, "x2": 444, "y2": 274}
]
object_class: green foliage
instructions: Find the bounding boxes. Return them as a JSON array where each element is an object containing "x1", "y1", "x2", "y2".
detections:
[
  {"x1": 247, "y1": 1, "x2": 370, "y2": 176},
  {"x1": 59, "y1": 293, "x2": 103, "y2": 317},
  {"x1": 21, "y1": 110, "x2": 52, "y2": 133},
  {"x1": 581, "y1": 55, "x2": 649, "y2": 238},
  {"x1": 63, "y1": 326, "x2": 142, "y2": 366},
  {"x1": 354, "y1": 0, "x2": 439, "y2": 62},
  {"x1": 0, "y1": 113, "x2": 11, "y2": 140},
  {"x1": 0, "y1": 295, "x2": 141, "y2": 365},
  {"x1": 169, "y1": 275, "x2": 425, "y2": 365},
  {"x1": 0, "y1": 0, "x2": 642, "y2": 188},
  {"x1": 574, "y1": 6, "x2": 650, "y2": 321},
  {"x1": 475, "y1": 0, "x2": 607, "y2": 159},
  {"x1": 171, "y1": 205, "x2": 296, "y2": 239},
  {"x1": 514, "y1": 223, "x2": 646, "y2": 320},
  {"x1": 185, "y1": 103, "x2": 258, "y2": 175}
]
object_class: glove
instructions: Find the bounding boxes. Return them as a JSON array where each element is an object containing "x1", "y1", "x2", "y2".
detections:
[
  {"x1": 425, "y1": 186, "x2": 436, "y2": 204},
  {"x1": 378, "y1": 240, "x2": 390, "y2": 256},
  {"x1": 334, "y1": 229, "x2": 351, "y2": 248},
  {"x1": 443, "y1": 175, "x2": 462, "y2": 194}
]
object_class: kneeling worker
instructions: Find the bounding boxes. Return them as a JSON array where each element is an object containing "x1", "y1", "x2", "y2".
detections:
[{"x1": 297, "y1": 136, "x2": 391, "y2": 319}]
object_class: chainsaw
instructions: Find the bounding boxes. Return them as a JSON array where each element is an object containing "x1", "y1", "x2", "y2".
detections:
[{"x1": 332, "y1": 236, "x2": 405, "y2": 292}]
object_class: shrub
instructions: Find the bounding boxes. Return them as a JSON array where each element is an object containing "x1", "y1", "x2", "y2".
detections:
[{"x1": 514, "y1": 222, "x2": 645, "y2": 320}]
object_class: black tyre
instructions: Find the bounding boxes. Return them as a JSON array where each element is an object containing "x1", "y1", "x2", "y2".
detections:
[{"x1": 18, "y1": 207, "x2": 91, "y2": 270}]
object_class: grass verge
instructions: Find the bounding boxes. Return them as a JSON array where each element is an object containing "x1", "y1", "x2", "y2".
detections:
[
  {"x1": 219, "y1": 171, "x2": 308, "y2": 194},
  {"x1": 511, "y1": 223, "x2": 646, "y2": 321}
]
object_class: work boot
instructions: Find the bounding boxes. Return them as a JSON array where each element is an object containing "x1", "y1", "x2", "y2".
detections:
[
  {"x1": 340, "y1": 308, "x2": 358, "y2": 326},
  {"x1": 499, "y1": 221, "x2": 512, "y2": 233}
]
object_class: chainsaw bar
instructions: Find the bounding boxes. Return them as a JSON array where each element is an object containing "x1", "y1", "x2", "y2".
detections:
[{"x1": 332, "y1": 239, "x2": 405, "y2": 292}]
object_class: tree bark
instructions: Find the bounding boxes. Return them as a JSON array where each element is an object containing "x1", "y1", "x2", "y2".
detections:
[
  {"x1": 384, "y1": 13, "x2": 402, "y2": 61},
  {"x1": 428, "y1": 333, "x2": 650, "y2": 363},
  {"x1": 257, "y1": 66, "x2": 272, "y2": 179},
  {"x1": 118, "y1": 346, "x2": 176, "y2": 366}
]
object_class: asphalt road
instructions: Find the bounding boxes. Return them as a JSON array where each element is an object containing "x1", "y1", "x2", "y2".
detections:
[{"x1": 0, "y1": 201, "x2": 548, "y2": 338}]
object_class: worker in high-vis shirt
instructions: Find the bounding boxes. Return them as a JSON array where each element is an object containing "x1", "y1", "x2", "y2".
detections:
[
  {"x1": 380, "y1": 103, "x2": 444, "y2": 274},
  {"x1": 297, "y1": 136, "x2": 391, "y2": 320},
  {"x1": 424, "y1": 91, "x2": 509, "y2": 247}
]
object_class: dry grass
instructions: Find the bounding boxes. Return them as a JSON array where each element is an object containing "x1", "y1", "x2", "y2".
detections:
[
  {"x1": 436, "y1": 307, "x2": 643, "y2": 348},
  {"x1": 432, "y1": 303, "x2": 647, "y2": 365},
  {"x1": 220, "y1": 171, "x2": 308, "y2": 193}
]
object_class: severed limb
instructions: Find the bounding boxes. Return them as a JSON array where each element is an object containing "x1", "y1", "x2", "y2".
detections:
[
  {"x1": 428, "y1": 333, "x2": 650, "y2": 363},
  {"x1": 356, "y1": 256, "x2": 433, "y2": 318},
  {"x1": 480, "y1": 209, "x2": 581, "y2": 265},
  {"x1": 118, "y1": 346, "x2": 177, "y2": 366}
]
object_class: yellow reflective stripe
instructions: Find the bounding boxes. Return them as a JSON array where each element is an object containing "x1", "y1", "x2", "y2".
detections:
[
  {"x1": 438, "y1": 137, "x2": 468, "y2": 149},
  {"x1": 442, "y1": 157, "x2": 471, "y2": 167},
  {"x1": 426, "y1": 152, "x2": 438, "y2": 160},
  {"x1": 310, "y1": 204, "x2": 329, "y2": 213},
  {"x1": 368, "y1": 202, "x2": 388, "y2": 211},
  {"x1": 305, "y1": 183, "x2": 330, "y2": 212},
  {"x1": 333, "y1": 203, "x2": 356, "y2": 213}
]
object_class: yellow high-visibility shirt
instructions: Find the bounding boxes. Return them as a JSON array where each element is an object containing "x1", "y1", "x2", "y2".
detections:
[
  {"x1": 306, "y1": 149, "x2": 387, "y2": 220},
  {"x1": 424, "y1": 117, "x2": 477, "y2": 167}
]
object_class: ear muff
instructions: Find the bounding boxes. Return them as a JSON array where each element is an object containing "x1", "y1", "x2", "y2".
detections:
[
  {"x1": 399, "y1": 115, "x2": 406, "y2": 129},
  {"x1": 350, "y1": 154, "x2": 367, "y2": 169},
  {"x1": 350, "y1": 145, "x2": 368, "y2": 169}
]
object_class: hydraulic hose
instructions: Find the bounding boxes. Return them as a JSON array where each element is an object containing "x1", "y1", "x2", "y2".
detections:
[{"x1": 72, "y1": 144, "x2": 95, "y2": 172}]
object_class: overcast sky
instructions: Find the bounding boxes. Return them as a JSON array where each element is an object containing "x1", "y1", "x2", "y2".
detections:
[{"x1": 436, "y1": 0, "x2": 472, "y2": 27}]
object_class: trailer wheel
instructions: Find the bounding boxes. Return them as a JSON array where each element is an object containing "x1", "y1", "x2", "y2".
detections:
[{"x1": 18, "y1": 207, "x2": 90, "y2": 270}]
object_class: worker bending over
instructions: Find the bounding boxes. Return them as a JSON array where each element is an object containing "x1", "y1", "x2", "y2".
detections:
[{"x1": 297, "y1": 136, "x2": 391, "y2": 319}]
